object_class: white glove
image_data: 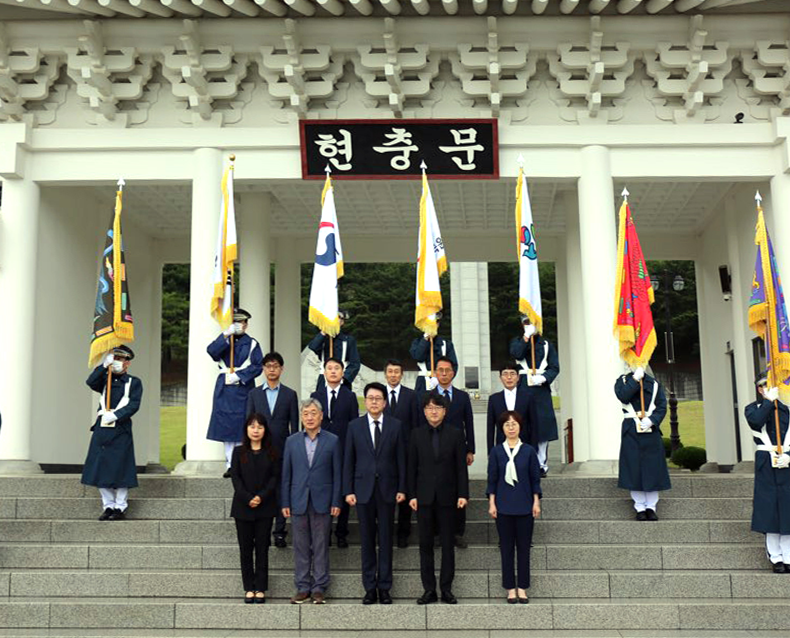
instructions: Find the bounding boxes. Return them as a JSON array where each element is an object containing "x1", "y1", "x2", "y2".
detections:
[
  {"x1": 523, "y1": 324, "x2": 537, "y2": 339},
  {"x1": 225, "y1": 372, "x2": 240, "y2": 385},
  {"x1": 103, "y1": 354, "x2": 115, "y2": 369},
  {"x1": 424, "y1": 332, "x2": 431, "y2": 341},
  {"x1": 764, "y1": 387, "x2": 780, "y2": 403},
  {"x1": 101, "y1": 412, "x2": 117, "y2": 425},
  {"x1": 633, "y1": 367, "x2": 645, "y2": 382},
  {"x1": 639, "y1": 417, "x2": 653, "y2": 432},
  {"x1": 776, "y1": 453, "x2": 790, "y2": 469},
  {"x1": 529, "y1": 374, "x2": 546, "y2": 386},
  {"x1": 222, "y1": 325, "x2": 235, "y2": 338},
  {"x1": 427, "y1": 377, "x2": 439, "y2": 391}
]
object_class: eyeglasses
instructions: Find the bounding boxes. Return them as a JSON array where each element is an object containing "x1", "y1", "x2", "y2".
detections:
[
  {"x1": 425, "y1": 405, "x2": 446, "y2": 412},
  {"x1": 264, "y1": 364, "x2": 282, "y2": 370},
  {"x1": 365, "y1": 396, "x2": 386, "y2": 402}
]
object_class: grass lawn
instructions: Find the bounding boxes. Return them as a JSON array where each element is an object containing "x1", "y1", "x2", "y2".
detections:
[{"x1": 158, "y1": 399, "x2": 706, "y2": 471}]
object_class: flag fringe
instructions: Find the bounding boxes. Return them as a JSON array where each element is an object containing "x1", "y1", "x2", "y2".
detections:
[
  {"x1": 519, "y1": 300, "x2": 543, "y2": 335},
  {"x1": 612, "y1": 201, "x2": 627, "y2": 336},
  {"x1": 309, "y1": 307, "x2": 341, "y2": 337},
  {"x1": 615, "y1": 325, "x2": 657, "y2": 369}
]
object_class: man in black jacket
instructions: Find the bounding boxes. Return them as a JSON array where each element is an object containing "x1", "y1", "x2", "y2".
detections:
[
  {"x1": 246, "y1": 351, "x2": 299, "y2": 547},
  {"x1": 408, "y1": 392, "x2": 469, "y2": 605},
  {"x1": 486, "y1": 363, "x2": 538, "y2": 452}
]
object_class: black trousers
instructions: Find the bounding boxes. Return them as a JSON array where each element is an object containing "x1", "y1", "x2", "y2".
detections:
[
  {"x1": 334, "y1": 501, "x2": 350, "y2": 541},
  {"x1": 235, "y1": 517, "x2": 273, "y2": 592},
  {"x1": 456, "y1": 507, "x2": 466, "y2": 537},
  {"x1": 417, "y1": 502, "x2": 456, "y2": 594},
  {"x1": 397, "y1": 500, "x2": 412, "y2": 542},
  {"x1": 357, "y1": 490, "x2": 396, "y2": 591},
  {"x1": 496, "y1": 513, "x2": 534, "y2": 590}
]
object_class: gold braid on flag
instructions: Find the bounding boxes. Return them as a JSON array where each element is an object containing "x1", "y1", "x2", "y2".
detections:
[
  {"x1": 210, "y1": 164, "x2": 237, "y2": 326},
  {"x1": 515, "y1": 166, "x2": 542, "y2": 334},
  {"x1": 415, "y1": 172, "x2": 446, "y2": 335}
]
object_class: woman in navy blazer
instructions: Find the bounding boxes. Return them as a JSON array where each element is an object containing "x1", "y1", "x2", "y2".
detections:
[
  {"x1": 230, "y1": 413, "x2": 281, "y2": 604},
  {"x1": 487, "y1": 410, "x2": 541, "y2": 604}
]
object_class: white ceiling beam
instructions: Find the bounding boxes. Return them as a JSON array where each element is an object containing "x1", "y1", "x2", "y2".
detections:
[
  {"x1": 502, "y1": 0, "x2": 517, "y2": 15},
  {"x1": 442, "y1": 0, "x2": 457, "y2": 14},
  {"x1": 97, "y1": 0, "x2": 145, "y2": 15},
  {"x1": 617, "y1": 0, "x2": 643, "y2": 13},
  {"x1": 531, "y1": 0, "x2": 547, "y2": 14},
  {"x1": 411, "y1": 0, "x2": 429, "y2": 15},
  {"x1": 348, "y1": 0, "x2": 373, "y2": 15},
  {"x1": 191, "y1": 0, "x2": 231, "y2": 15},
  {"x1": 472, "y1": 0, "x2": 487, "y2": 14},
  {"x1": 160, "y1": 0, "x2": 202, "y2": 14},
  {"x1": 646, "y1": 0, "x2": 673, "y2": 10},
  {"x1": 316, "y1": 0, "x2": 343, "y2": 14},
  {"x1": 128, "y1": 0, "x2": 174, "y2": 16},
  {"x1": 34, "y1": 0, "x2": 91, "y2": 13},
  {"x1": 253, "y1": 0, "x2": 287, "y2": 15},
  {"x1": 589, "y1": 0, "x2": 611, "y2": 13},
  {"x1": 675, "y1": 0, "x2": 705, "y2": 9},
  {"x1": 284, "y1": 0, "x2": 315, "y2": 15},
  {"x1": 379, "y1": 0, "x2": 400, "y2": 14},
  {"x1": 66, "y1": 0, "x2": 117, "y2": 15},
  {"x1": 559, "y1": 0, "x2": 579, "y2": 13},
  {"x1": 223, "y1": 0, "x2": 260, "y2": 14}
]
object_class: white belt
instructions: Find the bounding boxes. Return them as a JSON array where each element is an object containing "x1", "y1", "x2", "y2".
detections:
[
  {"x1": 517, "y1": 341, "x2": 549, "y2": 375},
  {"x1": 218, "y1": 338, "x2": 258, "y2": 373},
  {"x1": 756, "y1": 444, "x2": 790, "y2": 453},
  {"x1": 755, "y1": 414, "x2": 790, "y2": 452},
  {"x1": 621, "y1": 380, "x2": 658, "y2": 429},
  {"x1": 96, "y1": 377, "x2": 132, "y2": 427},
  {"x1": 417, "y1": 342, "x2": 447, "y2": 376}
]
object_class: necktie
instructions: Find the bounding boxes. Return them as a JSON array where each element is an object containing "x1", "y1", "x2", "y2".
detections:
[
  {"x1": 390, "y1": 390, "x2": 397, "y2": 412},
  {"x1": 330, "y1": 389, "x2": 337, "y2": 420},
  {"x1": 373, "y1": 420, "x2": 381, "y2": 450},
  {"x1": 443, "y1": 389, "x2": 450, "y2": 402}
]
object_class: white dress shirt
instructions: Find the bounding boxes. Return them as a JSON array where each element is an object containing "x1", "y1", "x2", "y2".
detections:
[{"x1": 504, "y1": 387, "x2": 517, "y2": 411}]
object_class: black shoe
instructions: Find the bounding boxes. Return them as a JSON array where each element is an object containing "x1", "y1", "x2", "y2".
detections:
[
  {"x1": 254, "y1": 594, "x2": 266, "y2": 604},
  {"x1": 244, "y1": 592, "x2": 255, "y2": 604},
  {"x1": 645, "y1": 509, "x2": 659, "y2": 521},
  {"x1": 540, "y1": 469, "x2": 548, "y2": 478},
  {"x1": 109, "y1": 509, "x2": 126, "y2": 521},
  {"x1": 337, "y1": 537, "x2": 349, "y2": 549},
  {"x1": 635, "y1": 511, "x2": 647, "y2": 522},
  {"x1": 440, "y1": 590, "x2": 457, "y2": 604},
  {"x1": 773, "y1": 562, "x2": 787, "y2": 574},
  {"x1": 454, "y1": 535, "x2": 468, "y2": 549},
  {"x1": 362, "y1": 589, "x2": 377, "y2": 605},
  {"x1": 98, "y1": 508, "x2": 114, "y2": 521},
  {"x1": 274, "y1": 537, "x2": 287, "y2": 549},
  {"x1": 518, "y1": 594, "x2": 529, "y2": 604},
  {"x1": 785, "y1": 563, "x2": 790, "y2": 573},
  {"x1": 417, "y1": 590, "x2": 438, "y2": 605},
  {"x1": 397, "y1": 537, "x2": 408, "y2": 549},
  {"x1": 379, "y1": 589, "x2": 392, "y2": 604},
  {"x1": 223, "y1": 469, "x2": 231, "y2": 478}
]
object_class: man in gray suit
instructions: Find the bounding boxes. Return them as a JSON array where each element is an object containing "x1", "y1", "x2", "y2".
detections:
[{"x1": 281, "y1": 398, "x2": 342, "y2": 605}]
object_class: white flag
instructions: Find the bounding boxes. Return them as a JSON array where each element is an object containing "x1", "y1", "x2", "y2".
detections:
[
  {"x1": 210, "y1": 161, "x2": 237, "y2": 329},
  {"x1": 308, "y1": 175, "x2": 345, "y2": 336},
  {"x1": 516, "y1": 165, "x2": 542, "y2": 333},
  {"x1": 415, "y1": 168, "x2": 447, "y2": 337}
]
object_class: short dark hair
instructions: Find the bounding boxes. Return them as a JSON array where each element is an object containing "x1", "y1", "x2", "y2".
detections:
[
  {"x1": 324, "y1": 357, "x2": 345, "y2": 370},
  {"x1": 262, "y1": 351, "x2": 284, "y2": 367},
  {"x1": 497, "y1": 410, "x2": 524, "y2": 433},
  {"x1": 385, "y1": 358, "x2": 404, "y2": 372},
  {"x1": 499, "y1": 363, "x2": 520, "y2": 375},
  {"x1": 423, "y1": 391, "x2": 449, "y2": 410},
  {"x1": 364, "y1": 382, "x2": 387, "y2": 399},
  {"x1": 435, "y1": 356, "x2": 455, "y2": 368}
]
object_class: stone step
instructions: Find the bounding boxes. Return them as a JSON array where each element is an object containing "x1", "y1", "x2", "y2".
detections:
[
  {"x1": 0, "y1": 543, "x2": 769, "y2": 572},
  {"x1": 0, "y1": 597, "x2": 789, "y2": 631},
  {"x1": 5, "y1": 568, "x2": 787, "y2": 600},
  {"x1": 0, "y1": 518, "x2": 761, "y2": 545},
  {"x1": 2, "y1": 496, "x2": 752, "y2": 521}
]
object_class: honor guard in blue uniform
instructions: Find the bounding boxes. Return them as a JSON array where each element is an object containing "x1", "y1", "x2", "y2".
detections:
[
  {"x1": 745, "y1": 371, "x2": 790, "y2": 573},
  {"x1": 409, "y1": 312, "x2": 458, "y2": 394},
  {"x1": 206, "y1": 308, "x2": 264, "y2": 476},
  {"x1": 81, "y1": 345, "x2": 143, "y2": 521},
  {"x1": 509, "y1": 316, "x2": 559, "y2": 476},
  {"x1": 308, "y1": 309, "x2": 361, "y2": 390},
  {"x1": 615, "y1": 366, "x2": 670, "y2": 520}
]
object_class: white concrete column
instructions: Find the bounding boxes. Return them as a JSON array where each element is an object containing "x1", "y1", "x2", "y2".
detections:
[
  {"x1": 576, "y1": 146, "x2": 622, "y2": 467},
  {"x1": 563, "y1": 191, "x2": 591, "y2": 463},
  {"x1": 449, "y1": 262, "x2": 491, "y2": 393},
  {"x1": 175, "y1": 148, "x2": 225, "y2": 473},
  {"x1": 274, "y1": 238, "x2": 302, "y2": 395},
  {"x1": 554, "y1": 219, "x2": 570, "y2": 463},
  {"x1": 0, "y1": 160, "x2": 43, "y2": 473},
  {"x1": 239, "y1": 192, "x2": 272, "y2": 355}
]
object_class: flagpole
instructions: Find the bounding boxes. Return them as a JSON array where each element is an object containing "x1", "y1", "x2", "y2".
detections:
[
  {"x1": 330, "y1": 337, "x2": 334, "y2": 359},
  {"x1": 229, "y1": 154, "x2": 236, "y2": 373},
  {"x1": 430, "y1": 336, "x2": 435, "y2": 379}
]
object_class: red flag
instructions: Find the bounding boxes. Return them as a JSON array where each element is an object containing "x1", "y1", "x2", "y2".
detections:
[{"x1": 613, "y1": 200, "x2": 657, "y2": 368}]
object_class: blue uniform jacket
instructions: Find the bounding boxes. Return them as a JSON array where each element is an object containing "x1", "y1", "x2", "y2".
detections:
[
  {"x1": 509, "y1": 335, "x2": 559, "y2": 442},
  {"x1": 308, "y1": 331, "x2": 360, "y2": 389},
  {"x1": 81, "y1": 366, "x2": 142, "y2": 489},
  {"x1": 206, "y1": 333, "x2": 263, "y2": 443},
  {"x1": 615, "y1": 372, "x2": 671, "y2": 493},
  {"x1": 281, "y1": 429, "x2": 342, "y2": 515},
  {"x1": 486, "y1": 443, "x2": 542, "y2": 516},
  {"x1": 409, "y1": 336, "x2": 458, "y2": 394},
  {"x1": 745, "y1": 399, "x2": 790, "y2": 534}
]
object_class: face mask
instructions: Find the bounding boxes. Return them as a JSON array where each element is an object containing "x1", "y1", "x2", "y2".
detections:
[{"x1": 111, "y1": 360, "x2": 125, "y2": 374}]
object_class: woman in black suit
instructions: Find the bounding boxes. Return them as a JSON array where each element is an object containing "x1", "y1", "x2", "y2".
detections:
[
  {"x1": 487, "y1": 410, "x2": 541, "y2": 604},
  {"x1": 230, "y1": 412, "x2": 281, "y2": 603}
]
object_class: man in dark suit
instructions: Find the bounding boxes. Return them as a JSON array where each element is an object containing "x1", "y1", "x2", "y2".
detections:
[
  {"x1": 311, "y1": 357, "x2": 359, "y2": 547},
  {"x1": 308, "y1": 309, "x2": 361, "y2": 390},
  {"x1": 344, "y1": 382, "x2": 406, "y2": 605},
  {"x1": 486, "y1": 363, "x2": 538, "y2": 452},
  {"x1": 281, "y1": 398, "x2": 342, "y2": 605},
  {"x1": 429, "y1": 356, "x2": 475, "y2": 548},
  {"x1": 383, "y1": 358, "x2": 420, "y2": 548},
  {"x1": 408, "y1": 392, "x2": 469, "y2": 605},
  {"x1": 246, "y1": 351, "x2": 299, "y2": 548}
]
